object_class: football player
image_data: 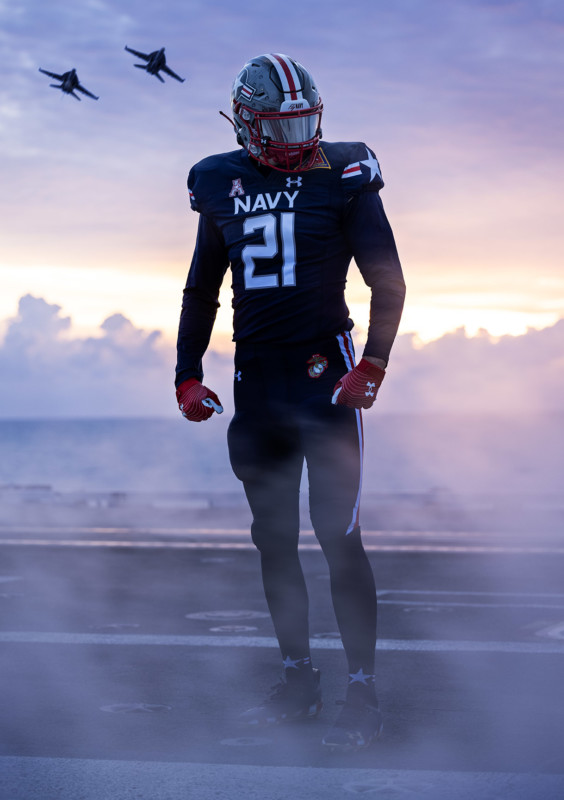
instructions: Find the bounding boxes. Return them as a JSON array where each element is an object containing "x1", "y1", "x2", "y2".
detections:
[{"x1": 175, "y1": 53, "x2": 406, "y2": 750}]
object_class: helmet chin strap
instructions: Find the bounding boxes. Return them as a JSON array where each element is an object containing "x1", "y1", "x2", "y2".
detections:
[
  {"x1": 219, "y1": 109, "x2": 236, "y2": 128},
  {"x1": 219, "y1": 110, "x2": 245, "y2": 146}
]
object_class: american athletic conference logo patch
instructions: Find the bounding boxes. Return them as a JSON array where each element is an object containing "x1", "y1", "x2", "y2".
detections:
[
  {"x1": 307, "y1": 354, "x2": 328, "y2": 378},
  {"x1": 229, "y1": 178, "x2": 245, "y2": 197}
]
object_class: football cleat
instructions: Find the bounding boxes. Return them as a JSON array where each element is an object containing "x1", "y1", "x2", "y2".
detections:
[
  {"x1": 239, "y1": 668, "x2": 323, "y2": 725},
  {"x1": 321, "y1": 698, "x2": 383, "y2": 751}
]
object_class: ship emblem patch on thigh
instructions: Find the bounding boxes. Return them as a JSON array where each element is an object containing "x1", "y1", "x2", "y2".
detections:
[{"x1": 307, "y1": 354, "x2": 328, "y2": 378}]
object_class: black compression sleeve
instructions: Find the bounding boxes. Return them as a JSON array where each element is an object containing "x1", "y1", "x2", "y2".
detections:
[
  {"x1": 344, "y1": 191, "x2": 406, "y2": 364},
  {"x1": 175, "y1": 214, "x2": 229, "y2": 386}
]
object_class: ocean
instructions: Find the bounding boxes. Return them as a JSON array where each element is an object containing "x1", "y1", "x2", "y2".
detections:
[{"x1": 0, "y1": 414, "x2": 562, "y2": 496}]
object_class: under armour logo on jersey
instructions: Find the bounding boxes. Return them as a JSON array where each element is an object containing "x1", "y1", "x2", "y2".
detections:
[
  {"x1": 286, "y1": 176, "x2": 302, "y2": 188},
  {"x1": 365, "y1": 382, "x2": 376, "y2": 397},
  {"x1": 234, "y1": 370, "x2": 242, "y2": 382},
  {"x1": 229, "y1": 179, "x2": 245, "y2": 197}
]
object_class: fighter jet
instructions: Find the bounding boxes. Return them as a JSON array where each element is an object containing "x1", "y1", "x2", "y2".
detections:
[
  {"x1": 124, "y1": 46, "x2": 185, "y2": 83},
  {"x1": 38, "y1": 67, "x2": 99, "y2": 100}
]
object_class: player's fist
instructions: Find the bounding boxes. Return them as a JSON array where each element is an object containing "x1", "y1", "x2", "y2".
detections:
[
  {"x1": 332, "y1": 359, "x2": 385, "y2": 409},
  {"x1": 176, "y1": 378, "x2": 223, "y2": 422}
]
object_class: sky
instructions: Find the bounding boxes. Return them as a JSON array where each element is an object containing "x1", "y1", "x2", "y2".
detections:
[{"x1": 1, "y1": 0, "x2": 564, "y2": 418}]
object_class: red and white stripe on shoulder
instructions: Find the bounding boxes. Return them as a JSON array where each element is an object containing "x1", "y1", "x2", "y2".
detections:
[{"x1": 342, "y1": 161, "x2": 362, "y2": 179}]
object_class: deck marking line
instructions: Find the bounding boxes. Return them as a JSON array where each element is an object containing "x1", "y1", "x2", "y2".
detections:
[
  {"x1": 1, "y1": 538, "x2": 563, "y2": 555},
  {"x1": 1, "y1": 631, "x2": 564, "y2": 654}
]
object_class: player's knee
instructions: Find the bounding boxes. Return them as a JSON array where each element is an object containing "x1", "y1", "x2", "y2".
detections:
[
  {"x1": 315, "y1": 524, "x2": 364, "y2": 564},
  {"x1": 310, "y1": 502, "x2": 359, "y2": 539},
  {"x1": 250, "y1": 519, "x2": 299, "y2": 556}
]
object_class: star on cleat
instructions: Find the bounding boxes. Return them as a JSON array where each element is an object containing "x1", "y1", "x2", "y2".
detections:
[
  {"x1": 282, "y1": 656, "x2": 301, "y2": 670},
  {"x1": 348, "y1": 668, "x2": 372, "y2": 685}
]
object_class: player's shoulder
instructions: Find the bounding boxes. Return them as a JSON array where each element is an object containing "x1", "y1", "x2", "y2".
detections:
[
  {"x1": 318, "y1": 141, "x2": 384, "y2": 193},
  {"x1": 188, "y1": 150, "x2": 248, "y2": 212},
  {"x1": 190, "y1": 149, "x2": 243, "y2": 175}
]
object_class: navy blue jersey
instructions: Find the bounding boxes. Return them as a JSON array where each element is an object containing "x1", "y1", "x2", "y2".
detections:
[{"x1": 176, "y1": 142, "x2": 405, "y2": 385}]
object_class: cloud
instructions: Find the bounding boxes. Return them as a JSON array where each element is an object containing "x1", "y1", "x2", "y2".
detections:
[
  {"x1": 377, "y1": 322, "x2": 564, "y2": 414},
  {"x1": 0, "y1": 295, "x2": 177, "y2": 417},
  {"x1": 1, "y1": 295, "x2": 564, "y2": 498},
  {"x1": 1, "y1": 295, "x2": 563, "y2": 419}
]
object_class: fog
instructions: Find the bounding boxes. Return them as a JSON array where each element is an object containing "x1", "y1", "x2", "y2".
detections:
[{"x1": 1, "y1": 297, "x2": 563, "y2": 798}]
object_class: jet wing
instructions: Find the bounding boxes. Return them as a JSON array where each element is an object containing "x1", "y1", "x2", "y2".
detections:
[
  {"x1": 76, "y1": 84, "x2": 99, "y2": 100},
  {"x1": 39, "y1": 68, "x2": 65, "y2": 80},
  {"x1": 162, "y1": 65, "x2": 185, "y2": 83},
  {"x1": 124, "y1": 46, "x2": 150, "y2": 61}
]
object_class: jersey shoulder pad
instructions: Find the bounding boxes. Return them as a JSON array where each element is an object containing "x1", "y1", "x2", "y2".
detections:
[
  {"x1": 187, "y1": 150, "x2": 243, "y2": 213},
  {"x1": 323, "y1": 141, "x2": 384, "y2": 195}
]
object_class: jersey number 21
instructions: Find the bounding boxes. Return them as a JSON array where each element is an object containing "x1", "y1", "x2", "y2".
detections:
[{"x1": 242, "y1": 213, "x2": 296, "y2": 290}]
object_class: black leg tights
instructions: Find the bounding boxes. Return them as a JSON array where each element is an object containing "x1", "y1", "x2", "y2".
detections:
[
  {"x1": 244, "y1": 481, "x2": 312, "y2": 660},
  {"x1": 228, "y1": 386, "x2": 377, "y2": 678},
  {"x1": 304, "y1": 401, "x2": 378, "y2": 676},
  {"x1": 316, "y1": 527, "x2": 377, "y2": 674}
]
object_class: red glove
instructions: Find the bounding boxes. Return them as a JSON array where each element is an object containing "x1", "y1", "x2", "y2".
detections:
[
  {"x1": 176, "y1": 378, "x2": 223, "y2": 422},
  {"x1": 332, "y1": 359, "x2": 386, "y2": 409}
]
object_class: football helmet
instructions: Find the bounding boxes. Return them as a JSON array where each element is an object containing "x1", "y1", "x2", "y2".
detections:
[{"x1": 231, "y1": 53, "x2": 323, "y2": 172}]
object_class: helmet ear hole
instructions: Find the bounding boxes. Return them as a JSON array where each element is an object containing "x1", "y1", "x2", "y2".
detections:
[{"x1": 236, "y1": 131, "x2": 244, "y2": 146}]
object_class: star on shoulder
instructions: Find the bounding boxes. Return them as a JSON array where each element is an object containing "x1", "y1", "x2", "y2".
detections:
[{"x1": 360, "y1": 147, "x2": 382, "y2": 183}]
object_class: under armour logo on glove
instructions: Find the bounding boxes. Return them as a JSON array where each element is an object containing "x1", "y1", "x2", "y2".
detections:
[
  {"x1": 176, "y1": 378, "x2": 223, "y2": 422},
  {"x1": 331, "y1": 359, "x2": 386, "y2": 409}
]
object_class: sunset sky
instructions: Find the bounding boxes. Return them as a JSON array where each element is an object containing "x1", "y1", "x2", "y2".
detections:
[{"x1": 1, "y1": 0, "x2": 563, "y2": 352}]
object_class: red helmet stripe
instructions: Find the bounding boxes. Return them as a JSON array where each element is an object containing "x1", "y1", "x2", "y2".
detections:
[{"x1": 269, "y1": 53, "x2": 302, "y2": 100}]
